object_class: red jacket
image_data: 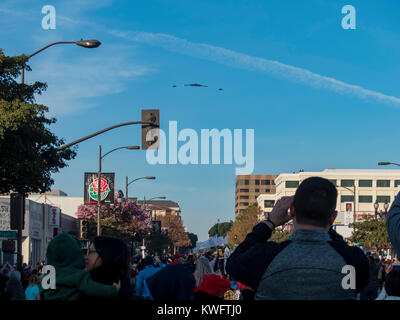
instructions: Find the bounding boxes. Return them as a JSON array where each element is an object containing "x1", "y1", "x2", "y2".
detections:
[{"x1": 194, "y1": 274, "x2": 231, "y2": 297}]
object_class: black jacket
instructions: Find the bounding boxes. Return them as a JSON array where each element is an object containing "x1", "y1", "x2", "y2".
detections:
[{"x1": 226, "y1": 223, "x2": 369, "y2": 299}]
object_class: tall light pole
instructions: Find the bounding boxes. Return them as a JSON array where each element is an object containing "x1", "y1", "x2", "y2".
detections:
[
  {"x1": 14, "y1": 39, "x2": 100, "y2": 271},
  {"x1": 21, "y1": 39, "x2": 101, "y2": 84},
  {"x1": 125, "y1": 176, "x2": 156, "y2": 201},
  {"x1": 97, "y1": 146, "x2": 139, "y2": 236},
  {"x1": 141, "y1": 196, "x2": 166, "y2": 258}
]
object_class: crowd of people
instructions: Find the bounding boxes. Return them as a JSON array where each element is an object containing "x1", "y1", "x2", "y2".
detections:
[{"x1": 1, "y1": 176, "x2": 400, "y2": 300}]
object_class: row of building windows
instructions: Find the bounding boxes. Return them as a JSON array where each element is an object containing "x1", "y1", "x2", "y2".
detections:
[
  {"x1": 238, "y1": 188, "x2": 271, "y2": 193},
  {"x1": 340, "y1": 195, "x2": 391, "y2": 203},
  {"x1": 238, "y1": 179, "x2": 275, "y2": 186},
  {"x1": 285, "y1": 179, "x2": 400, "y2": 188}
]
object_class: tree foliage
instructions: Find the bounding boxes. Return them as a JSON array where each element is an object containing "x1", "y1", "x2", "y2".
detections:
[
  {"x1": 269, "y1": 228, "x2": 294, "y2": 242},
  {"x1": 348, "y1": 217, "x2": 391, "y2": 250},
  {"x1": 158, "y1": 214, "x2": 190, "y2": 249},
  {"x1": 208, "y1": 221, "x2": 233, "y2": 238},
  {"x1": 146, "y1": 232, "x2": 171, "y2": 255},
  {"x1": 227, "y1": 203, "x2": 261, "y2": 247},
  {"x1": 0, "y1": 49, "x2": 76, "y2": 194},
  {"x1": 76, "y1": 193, "x2": 152, "y2": 242},
  {"x1": 187, "y1": 232, "x2": 198, "y2": 248}
]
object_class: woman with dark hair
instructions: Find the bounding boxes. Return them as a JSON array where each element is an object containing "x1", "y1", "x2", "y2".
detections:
[{"x1": 85, "y1": 235, "x2": 140, "y2": 300}]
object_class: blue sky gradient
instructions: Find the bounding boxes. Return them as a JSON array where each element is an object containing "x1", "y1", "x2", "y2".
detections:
[{"x1": 1, "y1": 0, "x2": 400, "y2": 240}]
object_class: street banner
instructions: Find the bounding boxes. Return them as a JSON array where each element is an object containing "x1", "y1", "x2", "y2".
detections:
[
  {"x1": 48, "y1": 207, "x2": 60, "y2": 227},
  {"x1": 344, "y1": 202, "x2": 354, "y2": 225},
  {"x1": 84, "y1": 172, "x2": 115, "y2": 205}
]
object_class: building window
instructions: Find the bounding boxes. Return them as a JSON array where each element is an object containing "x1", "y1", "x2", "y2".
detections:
[
  {"x1": 341, "y1": 195, "x2": 354, "y2": 202},
  {"x1": 377, "y1": 180, "x2": 391, "y2": 188},
  {"x1": 264, "y1": 200, "x2": 275, "y2": 208},
  {"x1": 359, "y1": 180, "x2": 372, "y2": 187},
  {"x1": 261, "y1": 180, "x2": 270, "y2": 185},
  {"x1": 272, "y1": 181, "x2": 275, "y2": 185},
  {"x1": 239, "y1": 189, "x2": 249, "y2": 192},
  {"x1": 265, "y1": 189, "x2": 271, "y2": 193},
  {"x1": 255, "y1": 180, "x2": 260, "y2": 185},
  {"x1": 239, "y1": 209, "x2": 244, "y2": 213},
  {"x1": 358, "y1": 195, "x2": 372, "y2": 203},
  {"x1": 255, "y1": 189, "x2": 259, "y2": 193},
  {"x1": 239, "y1": 202, "x2": 249, "y2": 206},
  {"x1": 240, "y1": 180, "x2": 249, "y2": 185},
  {"x1": 376, "y1": 196, "x2": 390, "y2": 203},
  {"x1": 329, "y1": 180, "x2": 337, "y2": 187},
  {"x1": 285, "y1": 181, "x2": 299, "y2": 188},
  {"x1": 395, "y1": 180, "x2": 400, "y2": 187},
  {"x1": 239, "y1": 196, "x2": 249, "y2": 199},
  {"x1": 341, "y1": 180, "x2": 354, "y2": 187}
]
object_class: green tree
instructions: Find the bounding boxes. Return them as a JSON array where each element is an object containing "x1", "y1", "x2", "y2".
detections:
[
  {"x1": 208, "y1": 221, "x2": 233, "y2": 237},
  {"x1": 159, "y1": 214, "x2": 190, "y2": 253},
  {"x1": 0, "y1": 49, "x2": 76, "y2": 194},
  {"x1": 348, "y1": 217, "x2": 391, "y2": 250},
  {"x1": 146, "y1": 232, "x2": 171, "y2": 255},
  {"x1": 269, "y1": 228, "x2": 294, "y2": 242},
  {"x1": 227, "y1": 203, "x2": 261, "y2": 247},
  {"x1": 187, "y1": 232, "x2": 198, "y2": 248}
]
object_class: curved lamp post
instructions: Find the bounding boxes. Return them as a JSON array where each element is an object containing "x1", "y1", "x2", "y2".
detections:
[
  {"x1": 21, "y1": 39, "x2": 101, "y2": 83},
  {"x1": 378, "y1": 162, "x2": 400, "y2": 167},
  {"x1": 125, "y1": 176, "x2": 156, "y2": 201},
  {"x1": 97, "y1": 145, "x2": 139, "y2": 235}
]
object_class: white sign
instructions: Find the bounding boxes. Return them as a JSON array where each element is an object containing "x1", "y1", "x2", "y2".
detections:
[
  {"x1": 0, "y1": 200, "x2": 10, "y2": 231},
  {"x1": 29, "y1": 201, "x2": 43, "y2": 240},
  {"x1": 48, "y1": 207, "x2": 60, "y2": 227},
  {"x1": 344, "y1": 202, "x2": 354, "y2": 225}
]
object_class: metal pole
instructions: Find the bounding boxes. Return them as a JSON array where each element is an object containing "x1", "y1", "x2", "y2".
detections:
[
  {"x1": 16, "y1": 194, "x2": 24, "y2": 271},
  {"x1": 353, "y1": 185, "x2": 356, "y2": 223},
  {"x1": 126, "y1": 176, "x2": 128, "y2": 202},
  {"x1": 97, "y1": 145, "x2": 101, "y2": 236}
]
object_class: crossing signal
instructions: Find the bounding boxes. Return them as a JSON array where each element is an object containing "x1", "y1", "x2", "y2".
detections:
[
  {"x1": 141, "y1": 109, "x2": 160, "y2": 150},
  {"x1": 79, "y1": 219, "x2": 89, "y2": 240},
  {"x1": 10, "y1": 193, "x2": 25, "y2": 230}
]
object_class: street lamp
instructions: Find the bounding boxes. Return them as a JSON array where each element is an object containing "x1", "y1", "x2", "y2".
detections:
[
  {"x1": 378, "y1": 162, "x2": 400, "y2": 167},
  {"x1": 125, "y1": 176, "x2": 156, "y2": 201},
  {"x1": 375, "y1": 200, "x2": 389, "y2": 220},
  {"x1": 374, "y1": 200, "x2": 379, "y2": 219},
  {"x1": 97, "y1": 145, "x2": 139, "y2": 236},
  {"x1": 21, "y1": 39, "x2": 101, "y2": 83}
]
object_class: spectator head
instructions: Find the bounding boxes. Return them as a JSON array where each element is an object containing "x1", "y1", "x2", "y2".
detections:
[
  {"x1": 385, "y1": 267, "x2": 400, "y2": 297},
  {"x1": 194, "y1": 256, "x2": 213, "y2": 287},
  {"x1": 28, "y1": 274, "x2": 38, "y2": 286},
  {"x1": 88, "y1": 235, "x2": 129, "y2": 284},
  {"x1": 292, "y1": 177, "x2": 338, "y2": 229},
  {"x1": 144, "y1": 255, "x2": 154, "y2": 266},
  {"x1": 146, "y1": 264, "x2": 196, "y2": 300}
]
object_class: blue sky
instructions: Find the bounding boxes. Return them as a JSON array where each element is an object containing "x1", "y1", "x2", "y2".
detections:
[{"x1": 1, "y1": 0, "x2": 400, "y2": 240}]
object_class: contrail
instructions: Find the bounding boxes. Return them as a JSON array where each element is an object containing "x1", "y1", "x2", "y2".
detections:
[{"x1": 107, "y1": 29, "x2": 400, "y2": 107}]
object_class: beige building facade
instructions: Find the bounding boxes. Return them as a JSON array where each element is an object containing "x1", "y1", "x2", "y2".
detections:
[{"x1": 257, "y1": 169, "x2": 400, "y2": 238}]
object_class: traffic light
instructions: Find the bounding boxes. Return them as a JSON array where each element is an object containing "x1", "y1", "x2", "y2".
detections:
[
  {"x1": 10, "y1": 193, "x2": 25, "y2": 230},
  {"x1": 141, "y1": 109, "x2": 160, "y2": 150},
  {"x1": 79, "y1": 219, "x2": 89, "y2": 240}
]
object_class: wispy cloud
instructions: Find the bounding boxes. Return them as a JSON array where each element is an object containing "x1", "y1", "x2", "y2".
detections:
[
  {"x1": 106, "y1": 29, "x2": 400, "y2": 107},
  {"x1": 31, "y1": 50, "x2": 153, "y2": 116}
]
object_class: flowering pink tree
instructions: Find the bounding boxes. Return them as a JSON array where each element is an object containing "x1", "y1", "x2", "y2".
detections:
[{"x1": 75, "y1": 192, "x2": 152, "y2": 241}]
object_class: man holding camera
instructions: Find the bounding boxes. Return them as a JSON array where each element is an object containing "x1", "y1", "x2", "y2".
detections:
[{"x1": 226, "y1": 177, "x2": 369, "y2": 300}]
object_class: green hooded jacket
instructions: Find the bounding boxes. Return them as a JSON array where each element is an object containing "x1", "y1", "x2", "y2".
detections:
[{"x1": 40, "y1": 233, "x2": 118, "y2": 300}]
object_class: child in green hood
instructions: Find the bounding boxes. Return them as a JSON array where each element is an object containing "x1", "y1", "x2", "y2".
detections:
[{"x1": 40, "y1": 233, "x2": 120, "y2": 300}]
